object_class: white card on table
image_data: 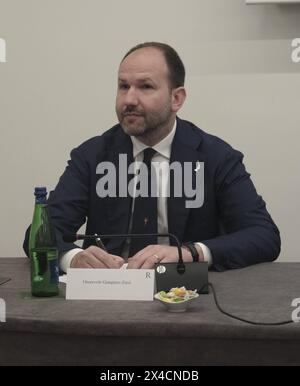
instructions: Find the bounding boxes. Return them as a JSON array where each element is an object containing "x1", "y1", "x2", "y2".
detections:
[{"x1": 66, "y1": 268, "x2": 154, "y2": 301}]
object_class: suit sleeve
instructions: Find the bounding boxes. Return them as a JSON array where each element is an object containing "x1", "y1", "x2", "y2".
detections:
[
  {"x1": 202, "y1": 149, "x2": 281, "y2": 271},
  {"x1": 23, "y1": 145, "x2": 90, "y2": 257}
]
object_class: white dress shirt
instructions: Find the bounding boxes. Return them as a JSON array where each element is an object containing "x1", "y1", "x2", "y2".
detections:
[{"x1": 60, "y1": 121, "x2": 212, "y2": 272}]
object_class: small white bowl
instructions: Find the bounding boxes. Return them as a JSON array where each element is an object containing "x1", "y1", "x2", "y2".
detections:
[{"x1": 154, "y1": 292, "x2": 199, "y2": 313}]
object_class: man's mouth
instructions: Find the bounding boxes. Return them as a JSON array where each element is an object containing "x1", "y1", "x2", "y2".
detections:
[
  {"x1": 123, "y1": 113, "x2": 142, "y2": 117},
  {"x1": 123, "y1": 113, "x2": 143, "y2": 122}
]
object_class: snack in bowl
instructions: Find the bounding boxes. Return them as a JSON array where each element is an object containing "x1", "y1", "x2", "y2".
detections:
[{"x1": 154, "y1": 286, "x2": 199, "y2": 312}]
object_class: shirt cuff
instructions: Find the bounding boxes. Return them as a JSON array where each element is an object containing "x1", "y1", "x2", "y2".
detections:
[
  {"x1": 59, "y1": 248, "x2": 83, "y2": 273},
  {"x1": 195, "y1": 242, "x2": 213, "y2": 267}
]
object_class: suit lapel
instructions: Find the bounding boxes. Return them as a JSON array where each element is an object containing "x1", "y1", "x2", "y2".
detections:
[{"x1": 168, "y1": 118, "x2": 203, "y2": 245}]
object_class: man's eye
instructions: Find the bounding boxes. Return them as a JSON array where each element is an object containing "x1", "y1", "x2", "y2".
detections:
[
  {"x1": 142, "y1": 84, "x2": 153, "y2": 89},
  {"x1": 119, "y1": 84, "x2": 129, "y2": 90}
]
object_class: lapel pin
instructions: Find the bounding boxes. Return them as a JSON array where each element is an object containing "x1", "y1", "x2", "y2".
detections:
[{"x1": 194, "y1": 161, "x2": 201, "y2": 172}]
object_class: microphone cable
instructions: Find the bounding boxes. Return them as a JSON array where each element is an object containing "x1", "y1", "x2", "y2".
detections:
[{"x1": 208, "y1": 282, "x2": 294, "y2": 326}]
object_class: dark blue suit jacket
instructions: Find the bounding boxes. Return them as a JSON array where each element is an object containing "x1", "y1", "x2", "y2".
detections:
[{"x1": 23, "y1": 117, "x2": 280, "y2": 271}]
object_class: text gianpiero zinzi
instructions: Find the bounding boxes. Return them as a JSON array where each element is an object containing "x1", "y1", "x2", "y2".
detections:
[{"x1": 0, "y1": 38, "x2": 6, "y2": 63}]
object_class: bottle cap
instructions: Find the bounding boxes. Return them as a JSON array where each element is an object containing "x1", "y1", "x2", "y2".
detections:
[{"x1": 34, "y1": 187, "x2": 47, "y2": 197}]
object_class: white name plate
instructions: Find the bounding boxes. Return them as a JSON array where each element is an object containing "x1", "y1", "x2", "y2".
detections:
[{"x1": 66, "y1": 268, "x2": 155, "y2": 301}]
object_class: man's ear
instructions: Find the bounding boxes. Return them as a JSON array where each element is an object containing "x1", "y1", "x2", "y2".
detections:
[{"x1": 171, "y1": 87, "x2": 186, "y2": 113}]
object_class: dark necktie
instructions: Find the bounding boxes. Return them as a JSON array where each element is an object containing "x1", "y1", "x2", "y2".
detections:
[{"x1": 129, "y1": 148, "x2": 158, "y2": 257}]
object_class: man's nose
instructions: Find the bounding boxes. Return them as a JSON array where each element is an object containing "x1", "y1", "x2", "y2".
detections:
[{"x1": 124, "y1": 87, "x2": 139, "y2": 106}]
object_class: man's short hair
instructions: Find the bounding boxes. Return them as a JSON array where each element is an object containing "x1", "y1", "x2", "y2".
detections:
[{"x1": 122, "y1": 42, "x2": 185, "y2": 89}]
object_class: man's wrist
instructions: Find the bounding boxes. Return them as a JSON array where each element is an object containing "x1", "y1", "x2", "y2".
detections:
[
  {"x1": 181, "y1": 243, "x2": 206, "y2": 263},
  {"x1": 181, "y1": 246, "x2": 193, "y2": 262},
  {"x1": 182, "y1": 242, "x2": 200, "y2": 262}
]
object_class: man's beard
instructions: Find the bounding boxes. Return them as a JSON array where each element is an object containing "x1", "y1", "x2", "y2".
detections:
[{"x1": 118, "y1": 106, "x2": 172, "y2": 138}]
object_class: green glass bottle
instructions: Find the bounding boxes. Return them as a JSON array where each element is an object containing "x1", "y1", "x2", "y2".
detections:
[{"x1": 29, "y1": 187, "x2": 59, "y2": 297}]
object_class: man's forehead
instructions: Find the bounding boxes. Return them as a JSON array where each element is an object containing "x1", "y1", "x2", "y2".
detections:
[{"x1": 119, "y1": 48, "x2": 168, "y2": 77}]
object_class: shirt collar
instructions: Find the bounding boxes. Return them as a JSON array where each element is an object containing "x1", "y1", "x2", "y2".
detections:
[{"x1": 131, "y1": 120, "x2": 177, "y2": 159}]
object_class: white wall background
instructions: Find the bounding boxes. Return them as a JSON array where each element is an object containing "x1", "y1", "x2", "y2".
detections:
[{"x1": 0, "y1": 0, "x2": 299, "y2": 260}]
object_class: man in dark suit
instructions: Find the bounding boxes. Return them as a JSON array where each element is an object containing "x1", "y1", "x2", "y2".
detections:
[{"x1": 23, "y1": 42, "x2": 280, "y2": 272}]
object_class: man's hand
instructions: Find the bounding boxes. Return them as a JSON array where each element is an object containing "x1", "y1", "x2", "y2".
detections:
[
  {"x1": 127, "y1": 244, "x2": 203, "y2": 269},
  {"x1": 70, "y1": 246, "x2": 125, "y2": 269}
]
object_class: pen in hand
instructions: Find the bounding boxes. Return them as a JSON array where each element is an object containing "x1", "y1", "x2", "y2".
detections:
[
  {"x1": 94, "y1": 234, "x2": 107, "y2": 252},
  {"x1": 94, "y1": 233, "x2": 125, "y2": 268}
]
